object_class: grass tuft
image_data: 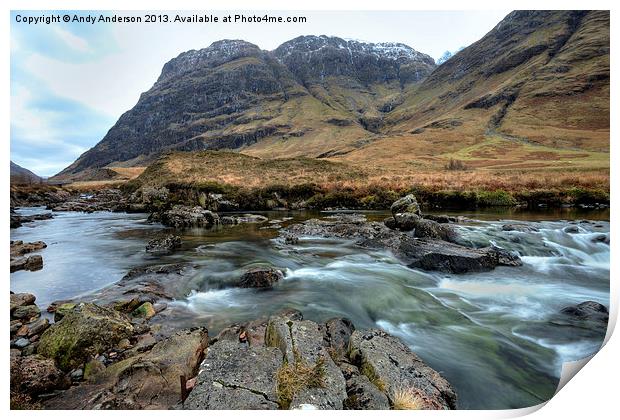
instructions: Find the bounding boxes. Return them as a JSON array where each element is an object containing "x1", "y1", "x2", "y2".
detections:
[
  {"x1": 391, "y1": 387, "x2": 424, "y2": 410},
  {"x1": 276, "y1": 352, "x2": 326, "y2": 409}
]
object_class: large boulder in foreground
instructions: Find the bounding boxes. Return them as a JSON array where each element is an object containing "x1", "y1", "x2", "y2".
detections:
[
  {"x1": 44, "y1": 328, "x2": 208, "y2": 409},
  {"x1": 266, "y1": 313, "x2": 347, "y2": 409},
  {"x1": 348, "y1": 329, "x2": 457, "y2": 409},
  {"x1": 184, "y1": 339, "x2": 282, "y2": 409},
  {"x1": 38, "y1": 303, "x2": 134, "y2": 371}
]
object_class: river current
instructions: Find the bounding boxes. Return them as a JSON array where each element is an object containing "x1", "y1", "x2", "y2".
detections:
[{"x1": 10, "y1": 206, "x2": 610, "y2": 409}]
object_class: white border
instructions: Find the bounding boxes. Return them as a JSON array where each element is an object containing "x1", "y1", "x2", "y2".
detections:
[{"x1": 2, "y1": 0, "x2": 617, "y2": 418}]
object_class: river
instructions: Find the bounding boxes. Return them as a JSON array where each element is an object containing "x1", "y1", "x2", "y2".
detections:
[{"x1": 10, "y1": 206, "x2": 610, "y2": 409}]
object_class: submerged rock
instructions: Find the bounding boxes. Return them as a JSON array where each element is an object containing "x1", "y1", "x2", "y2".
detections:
[
  {"x1": 37, "y1": 303, "x2": 134, "y2": 371},
  {"x1": 560, "y1": 301, "x2": 609, "y2": 324}
]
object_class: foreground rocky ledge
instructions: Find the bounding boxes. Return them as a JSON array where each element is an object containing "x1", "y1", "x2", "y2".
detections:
[{"x1": 10, "y1": 292, "x2": 457, "y2": 410}]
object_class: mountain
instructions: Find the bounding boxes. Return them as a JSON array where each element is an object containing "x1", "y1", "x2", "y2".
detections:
[
  {"x1": 10, "y1": 161, "x2": 42, "y2": 185},
  {"x1": 55, "y1": 11, "x2": 609, "y2": 181},
  {"x1": 340, "y1": 10, "x2": 609, "y2": 172},
  {"x1": 54, "y1": 36, "x2": 435, "y2": 179}
]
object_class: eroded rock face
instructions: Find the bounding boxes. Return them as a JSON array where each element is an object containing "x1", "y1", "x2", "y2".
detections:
[
  {"x1": 38, "y1": 303, "x2": 134, "y2": 371},
  {"x1": 185, "y1": 339, "x2": 282, "y2": 409},
  {"x1": 348, "y1": 329, "x2": 457, "y2": 409}
]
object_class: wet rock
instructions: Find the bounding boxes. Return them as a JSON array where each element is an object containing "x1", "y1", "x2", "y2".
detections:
[
  {"x1": 390, "y1": 194, "x2": 421, "y2": 216},
  {"x1": 423, "y1": 214, "x2": 455, "y2": 224},
  {"x1": 412, "y1": 217, "x2": 459, "y2": 242},
  {"x1": 10, "y1": 212, "x2": 53, "y2": 229},
  {"x1": 348, "y1": 329, "x2": 456, "y2": 409},
  {"x1": 238, "y1": 267, "x2": 284, "y2": 288},
  {"x1": 266, "y1": 314, "x2": 347, "y2": 409},
  {"x1": 11, "y1": 355, "x2": 70, "y2": 396},
  {"x1": 502, "y1": 223, "x2": 539, "y2": 233},
  {"x1": 158, "y1": 205, "x2": 219, "y2": 228},
  {"x1": 592, "y1": 234, "x2": 610, "y2": 244},
  {"x1": 184, "y1": 339, "x2": 281, "y2": 409},
  {"x1": 10, "y1": 240, "x2": 47, "y2": 257},
  {"x1": 384, "y1": 213, "x2": 419, "y2": 231},
  {"x1": 560, "y1": 301, "x2": 609, "y2": 323},
  {"x1": 12, "y1": 304, "x2": 41, "y2": 321},
  {"x1": 344, "y1": 375, "x2": 390, "y2": 410},
  {"x1": 146, "y1": 235, "x2": 181, "y2": 254},
  {"x1": 45, "y1": 328, "x2": 208, "y2": 409},
  {"x1": 284, "y1": 215, "x2": 520, "y2": 274},
  {"x1": 38, "y1": 303, "x2": 134, "y2": 371},
  {"x1": 398, "y1": 238, "x2": 522, "y2": 274},
  {"x1": 563, "y1": 225, "x2": 580, "y2": 234},
  {"x1": 10, "y1": 255, "x2": 43, "y2": 273}
]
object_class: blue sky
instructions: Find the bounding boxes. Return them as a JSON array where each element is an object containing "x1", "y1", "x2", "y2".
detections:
[{"x1": 11, "y1": 10, "x2": 509, "y2": 176}]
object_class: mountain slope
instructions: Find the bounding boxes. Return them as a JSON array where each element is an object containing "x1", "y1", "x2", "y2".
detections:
[
  {"x1": 339, "y1": 10, "x2": 609, "y2": 172},
  {"x1": 10, "y1": 161, "x2": 42, "y2": 184},
  {"x1": 55, "y1": 37, "x2": 435, "y2": 179}
]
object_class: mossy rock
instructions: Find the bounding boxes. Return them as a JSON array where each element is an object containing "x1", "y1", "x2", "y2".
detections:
[
  {"x1": 131, "y1": 302, "x2": 156, "y2": 319},
  {"x1": 38, "y1": 303, "x2": 134, "y2": 371},
  {"x1": 54, "y1": 303, "x2": 76, "y2": 322}
]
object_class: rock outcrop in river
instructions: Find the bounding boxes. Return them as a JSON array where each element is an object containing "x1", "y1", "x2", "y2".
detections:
[{"x1": 282, "y1": 213, "x2": 521, "y2": 273}]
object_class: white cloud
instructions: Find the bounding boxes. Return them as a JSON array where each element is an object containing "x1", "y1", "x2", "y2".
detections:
[{"x1": 52, "y1": 27, "x2": 90, "y2": 53}]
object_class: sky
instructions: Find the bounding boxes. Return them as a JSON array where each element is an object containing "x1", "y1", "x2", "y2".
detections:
[{"x1": 11, "y1": 10, "x2": 510, "y2": 177}]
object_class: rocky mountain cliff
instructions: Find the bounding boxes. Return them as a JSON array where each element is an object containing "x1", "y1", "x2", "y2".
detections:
[
  {"x1": 55, "y1": 37, "x2": 435, "y2": 179},
  {"x1": 55, "y1": 10, "x2": 609, "y2": 181}
]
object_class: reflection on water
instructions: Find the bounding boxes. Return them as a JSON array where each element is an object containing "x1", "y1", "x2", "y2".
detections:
[{"x1": 10, "y1": 207, "x2": 609, "y2": 409}]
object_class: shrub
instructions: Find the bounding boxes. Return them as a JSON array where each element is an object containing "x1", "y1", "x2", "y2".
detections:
[
  {"x1": 476, "y1": 190, "x2": 517, "y2": 207},
  {"x1": 444, "y1": 158, "x2": 468, "y2": 171}
]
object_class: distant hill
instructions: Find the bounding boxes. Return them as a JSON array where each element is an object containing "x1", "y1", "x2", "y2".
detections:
[
  {"x1": 53, "y1": 10, "x2": 609, "y2": 182},
  {"x1": 10, "y1": 161, "x2": 42, "y2": 185}
]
